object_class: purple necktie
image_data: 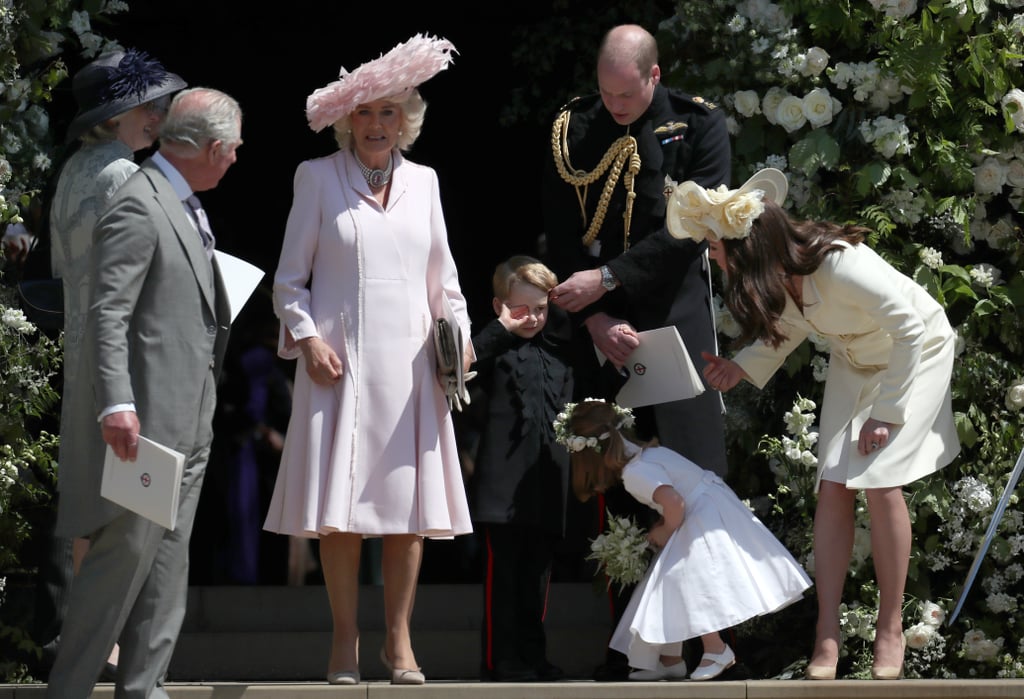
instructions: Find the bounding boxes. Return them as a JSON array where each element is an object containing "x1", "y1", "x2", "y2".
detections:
[{"x1": 185, "y1": 195, "x2": 215, "y2": 259}]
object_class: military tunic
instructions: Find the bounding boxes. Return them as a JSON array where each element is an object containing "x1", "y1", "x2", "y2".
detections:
[{"x1": 541, "y1": 83, "x2": 731, "y2": 475}]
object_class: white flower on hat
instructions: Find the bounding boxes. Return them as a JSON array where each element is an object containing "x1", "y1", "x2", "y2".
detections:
[{"x1": 665, "y1": 168, "x2": 789, "y2": 243}]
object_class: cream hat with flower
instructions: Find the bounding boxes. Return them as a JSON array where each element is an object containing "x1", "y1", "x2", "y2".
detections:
[
  {"x1": 666, "y1": 168, "x2": 788, "y2": 242},
  {"x1": 305, "y1": 34, "x2": 456, "y2": 133}
]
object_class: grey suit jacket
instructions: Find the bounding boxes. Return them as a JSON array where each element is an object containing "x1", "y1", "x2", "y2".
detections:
[{"x1": 56, "y1": 157, "x2": 230, "y2": 537}]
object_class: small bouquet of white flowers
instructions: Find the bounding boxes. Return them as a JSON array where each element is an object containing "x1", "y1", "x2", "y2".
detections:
[{"x1": 587, "y1": 511, "x2": 652, "y2": 593}]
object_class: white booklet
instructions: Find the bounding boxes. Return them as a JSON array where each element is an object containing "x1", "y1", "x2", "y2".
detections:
[
  {"x1": 597, "y1": 326, "x2": 706, "y2": 408},
  {"x1": 100, "y1": 436, "x2": 185, "y2": 530},
  {"x1": 213, "y1": 250, "x2": 265, "y2": 323}
]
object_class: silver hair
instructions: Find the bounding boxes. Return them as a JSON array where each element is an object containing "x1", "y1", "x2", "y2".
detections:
[
  {"x1": 331, "y1": 88, "x2": 426, "y2": 152},
  {"x1": 159, "y1": 87, "x2": 242, "y2": 151}
]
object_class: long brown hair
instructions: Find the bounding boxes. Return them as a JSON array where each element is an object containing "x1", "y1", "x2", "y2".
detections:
[
  {"x1": 568, "y1": 401, "x2": 654, "y2": 501},
  {"x1": 719, "y1": 200, "x2": 868, "y2": 348}
]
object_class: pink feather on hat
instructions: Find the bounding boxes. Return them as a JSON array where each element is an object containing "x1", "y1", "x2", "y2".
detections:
[{"x1": 306, "y1": 33, "x2": 457, "y2": 133}]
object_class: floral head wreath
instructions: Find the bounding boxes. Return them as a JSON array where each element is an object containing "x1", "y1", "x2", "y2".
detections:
[
  {"x1": 305, "y1": 33, "x2": 457, "y2": 133},
  {"x1": 665, "y1": 168, "x2": 788, "y2": 243},
  {"x1": 553, "y1": 398, "x2": 636, "y2": 454}
]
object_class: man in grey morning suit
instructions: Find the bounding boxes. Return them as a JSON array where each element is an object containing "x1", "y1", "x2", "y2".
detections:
[{"x1": 47, "y1": 87, "x2": 242, "y2": 699}]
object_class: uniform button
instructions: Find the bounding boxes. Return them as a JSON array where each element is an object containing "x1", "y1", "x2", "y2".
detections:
[{"x1": 207, "y1": 325, "x2": 216, "y2": 335}]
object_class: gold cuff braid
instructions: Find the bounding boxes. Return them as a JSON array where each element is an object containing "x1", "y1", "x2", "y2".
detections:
[{"x1": 552, "y1": 109, "x2": 640, "y2": 250}]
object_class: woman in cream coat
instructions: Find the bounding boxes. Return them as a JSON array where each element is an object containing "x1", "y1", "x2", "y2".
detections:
[
  {"x1": 669, "y1": 170, "x2": 959, "y2": 681},
  {"x1": 264, "y1": 35, "x2": 473, "y2": 686}
]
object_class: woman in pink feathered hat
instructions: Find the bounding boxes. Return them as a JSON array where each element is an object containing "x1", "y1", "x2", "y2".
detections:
[{"x1": 263, "y1": 34, "x2": 474, "y2": 686}]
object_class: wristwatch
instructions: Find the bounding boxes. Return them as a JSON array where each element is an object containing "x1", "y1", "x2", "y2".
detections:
[{"x1": 599, "y1": 265, "x2": 618, "y2": 291}]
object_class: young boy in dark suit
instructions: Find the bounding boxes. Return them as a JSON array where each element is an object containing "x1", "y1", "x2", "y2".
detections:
[{"x1": 467, "y1": 255, "x2": 574, "y2": 682}]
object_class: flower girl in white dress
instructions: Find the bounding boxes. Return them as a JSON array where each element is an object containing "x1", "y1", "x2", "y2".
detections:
[{"x1": 556, "y1": 399, "x2": 812, "y2": 681}]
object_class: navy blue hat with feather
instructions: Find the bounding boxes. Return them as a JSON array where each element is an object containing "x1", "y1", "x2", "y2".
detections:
[{"x1": 65, "y1": 48, "x2": 186, "y2": 143}]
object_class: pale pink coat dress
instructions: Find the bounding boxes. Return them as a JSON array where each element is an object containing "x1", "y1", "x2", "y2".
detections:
[{"x1": 264, "y1": 149, "x2": 473, "y2": 539}]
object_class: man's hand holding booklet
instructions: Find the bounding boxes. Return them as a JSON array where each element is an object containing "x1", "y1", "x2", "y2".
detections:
[{"x1": 101, "y1": 436, "x2": 185, "y2": 530}]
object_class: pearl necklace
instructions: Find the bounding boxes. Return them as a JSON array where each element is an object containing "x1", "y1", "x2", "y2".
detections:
[{"x1": 353, "y1": 151, "x2": 393, "y2": 189}]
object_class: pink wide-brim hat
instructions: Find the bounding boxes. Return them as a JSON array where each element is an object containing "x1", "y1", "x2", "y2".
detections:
[{"x1": 305, "y1": 33, "x2": 457, "y2": 133}]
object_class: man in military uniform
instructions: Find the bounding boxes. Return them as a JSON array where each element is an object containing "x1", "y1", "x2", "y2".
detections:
[{"x1": 541, "y1": 23, "x2": 732, "y2": 681}]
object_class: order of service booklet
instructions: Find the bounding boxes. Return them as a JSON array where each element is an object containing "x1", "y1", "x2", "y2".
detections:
[
  {"x1": 100, "y1": 436, "x2": 184, "y2": 530},
  {"x1": 596, "y1": 326, "x2": 706, "y2": 409}
]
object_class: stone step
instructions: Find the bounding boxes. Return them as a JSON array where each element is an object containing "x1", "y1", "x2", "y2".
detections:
[
  {"x1": 4, "y1": 679, "x2": 1024, "y2": 699},
  {"x1": 169, "y1": 583, "x2": 613, "y2": 681}
]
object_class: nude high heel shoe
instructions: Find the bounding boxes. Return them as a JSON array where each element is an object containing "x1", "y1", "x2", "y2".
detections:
[
  {"x1": 805, "y1": 663, "x2": 837, "y2": 680},
  {"x1": 871, "y1": 635, "x2": 906, "y2": 680},
  {"x1": 380, "y1": 646, "x2": 425, "y2": 685}
]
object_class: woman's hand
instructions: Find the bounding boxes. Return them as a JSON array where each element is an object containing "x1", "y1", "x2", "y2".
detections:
[
  {"x1": 298, "y1": 336, "x2": 343, "y2": 386},
  {"x1": 858, "y1": 417, "x2": 893, "y2": 456},
  {"x1": 701, "y1": 351, "x2": 748, "y2": 392}
]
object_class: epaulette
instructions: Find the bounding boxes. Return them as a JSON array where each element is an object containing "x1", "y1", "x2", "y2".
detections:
[
  {"x1": 557, "y1": 92, "x2": 601, "y2": 116},
  {"x1": 691, "y1": 95, "x2": 719, "y2": 110},
  {"x1": 666, "y1": 90, "x2": 719, "y2": 114}
]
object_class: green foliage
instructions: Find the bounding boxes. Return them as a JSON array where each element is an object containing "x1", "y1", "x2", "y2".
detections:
[
  {"x1": 660, "y1": 0, "x2": 1024, "y2": 680},
  {"x1": 0, "y1": 0, "x2": 126, "y2": 683}
]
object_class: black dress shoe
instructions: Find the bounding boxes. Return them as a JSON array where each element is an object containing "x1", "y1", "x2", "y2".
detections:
[
  {"x1": 592, "y1": 657, "x2": 631, "y2": 681},
  {"x1": 534, "y1": 661, "x2": 564, "y2": 681},
  {"x1": 100, "y1": 661, "x2": 117, "y2": 681},
  {"x1": 485, "y1": 660, "x2": 539, "y2": 682}
]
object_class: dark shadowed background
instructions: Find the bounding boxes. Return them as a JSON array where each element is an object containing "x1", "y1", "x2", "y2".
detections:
[{"x1": 47, "y1": 1, "x2": 675, "y2": 585}]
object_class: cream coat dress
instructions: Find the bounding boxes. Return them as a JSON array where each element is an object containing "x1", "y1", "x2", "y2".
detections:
[
  {"x1": 734, "y1": 241, "x2": 959, "y2": 490},
  {"x1": 264, "y1": 150, "x2": 473, "y2": 538}
]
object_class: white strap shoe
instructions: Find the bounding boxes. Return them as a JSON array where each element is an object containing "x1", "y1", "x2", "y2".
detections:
[{"x1": 689, "y1": 644, "x2": 736, "y2": 681}]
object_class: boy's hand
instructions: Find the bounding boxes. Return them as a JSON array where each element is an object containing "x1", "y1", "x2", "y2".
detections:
[{"x1": 498, "y1": 303, "x2": 532, "y2": 332}]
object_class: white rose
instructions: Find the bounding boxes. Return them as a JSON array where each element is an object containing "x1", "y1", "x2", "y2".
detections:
[
  {"x1": 569, "y1": 436, "x2": 588, "y2": 452},
  {"x1": 1002, "y1": 88, "x2": 1024, "y2": 132},
  {"x1": 803, "y1": 46, "x2": 830, "y2": 76},
  {"x1": 761, "y1": 87, "x2": 789, "y2": 125},
  {"x1": 1006, "y1": 158, "x2": 1024, "y2": 187},
  {"x1": 921, "y1": 600, "x2": 946, "y2": 627},
  {"x1": 988, "y1": 216, "x2": 1017, "y2": 250},
  {"x1": 973, "y1": 157, "x2": 1007, "y2": 194},
  {"x1": 1005, "y1": 379, "x2": 1024, "y2": 411},
  {"x1": 802, "y1": 88, "x2": 835, "y2": 128},
  {"x1": 905, "y1": 623, "x2": 935, "y2": 650},
  {"x1": 776, "y1": 95, "x2": 808, "y2": 133},
  {"x1": 733, "y1": 90, "x2": 762, "y2": 118}
]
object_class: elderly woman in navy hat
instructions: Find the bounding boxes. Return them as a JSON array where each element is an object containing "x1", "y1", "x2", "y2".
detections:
[{"x1": 46, "y1": 47, "x2": 185, "y2": 676}]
